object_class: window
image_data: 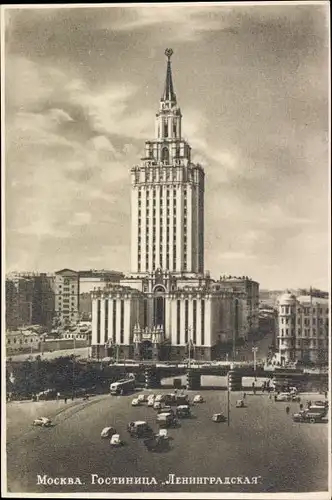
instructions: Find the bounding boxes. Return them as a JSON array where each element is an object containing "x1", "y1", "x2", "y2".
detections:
[{"x1": 105, "y1": 300, "x2": 109, "y2": 339}]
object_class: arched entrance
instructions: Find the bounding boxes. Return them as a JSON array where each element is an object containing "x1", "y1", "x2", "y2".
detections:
[{"x1": 141, "y1": 340, "x2": 153, "y2": 360}]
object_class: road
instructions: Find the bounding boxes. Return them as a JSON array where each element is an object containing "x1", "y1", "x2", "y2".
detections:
[
  {"x1": 6, "y1": 389, "x2": 328, "y2": 494},
  {"x1": 7, "y1": 347, "x2": 90, "y2": 362},
  {"x1": 235, "y1": 331, "x2": 274, "y2": 363}
]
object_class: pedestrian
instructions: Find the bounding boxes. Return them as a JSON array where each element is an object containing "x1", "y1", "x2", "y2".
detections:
[
  {"x1": 243, "y1": 392, "x2": 246, "y2": 400},
  {"x1": 268, "y1": 392, "x2": 272, "y2": 400},
  {"x1": 274, "y1": 394, "x2": 277, "y2": 402},
  {"x1": 325, "y1": 391, "x2": 328, "y2": 399},
  {"x1": 64, "y1": 397, "x2": 67, "y2": 404},
  {"x1": 286, "y1": 406, "x2": 290, "y2": 415},
  {"x1": 299, "y1": 403, "x2": 303, "y2": 411}
]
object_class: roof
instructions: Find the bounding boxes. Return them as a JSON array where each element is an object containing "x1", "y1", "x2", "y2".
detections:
[
  {"x1": 134, "y1": 421, "x2": 147, "y2": 425},
  {"x1": 278, "y1": 293, "x2": 296, "y2": 305},
  {"x1": 296, "y1": 295, "x2": 329, "y2": 306},
  {"x1": 55, "y1": 269, "x2": 78, "y2": 276}
]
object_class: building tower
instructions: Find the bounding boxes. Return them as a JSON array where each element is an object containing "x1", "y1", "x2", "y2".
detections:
[{"x1": 131, "y1": 49, "x2": 205, "y2": 276}]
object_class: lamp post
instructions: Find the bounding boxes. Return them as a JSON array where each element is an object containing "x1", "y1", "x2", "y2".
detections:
[
  {"x1": 72, "y1": 333, "x2": 77, "y2": 400},
  {"x1": 252, "y1": 346, "x2": 258, "y2": 381},
  {"x1": 227, "y1": 386, "x2": 230, "y2": 427}
]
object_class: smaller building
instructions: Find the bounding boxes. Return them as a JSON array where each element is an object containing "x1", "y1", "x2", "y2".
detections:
[
  {"x1": 6, "y1": 329, "x2": 41, "y2": 354},
  {"x1": 276, "y1": 292, "x2": 329, "y2": 365}
]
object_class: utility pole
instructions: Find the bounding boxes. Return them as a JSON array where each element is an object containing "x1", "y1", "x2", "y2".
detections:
[
  {"x1": 252, "y1": 346, "x2": 258, "y2": 381},
  {"x1": 72, "y1": 333, "x2": 76, "y2": 399},
  {"x1": 227, "y1": 388, "x2": 230, "y2": 426}
]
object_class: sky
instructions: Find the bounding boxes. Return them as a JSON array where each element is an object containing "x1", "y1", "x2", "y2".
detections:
[{"x1": 3, "y1": 2, "x2": 330, "y2": 290}]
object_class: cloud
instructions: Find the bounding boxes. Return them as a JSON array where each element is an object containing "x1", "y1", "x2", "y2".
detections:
[
  {"x1": 70, "y1": 212, "x2": 92, "y2": 226},
  {"x1": 4, "y1": 5, "x2": 329, "y2": 289}
]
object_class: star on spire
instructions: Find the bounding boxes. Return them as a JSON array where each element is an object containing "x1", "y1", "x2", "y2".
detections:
[{"x1": 162, "y1": 48, "x2": 176, "y2": 103}]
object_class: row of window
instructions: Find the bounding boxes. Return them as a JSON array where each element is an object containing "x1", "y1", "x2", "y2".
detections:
[
  {"x1": 7, "y1": 338, "x2": 35, "y2": 344},
  {"x1": 281, "y1": 306, "x2": 328, "y2": 315},
  {"x1": 279, "y1": 328, "x2": 326, "y2": 336},
  {"x1": 279, "y1": 339, "x2": 326, "y2": 347},
  {"x1": 280, "y1": 317, "x2": 327, "y2": 325},
  {"x1": 138, "y1": 188, "x2": 187, "y2": 199}
]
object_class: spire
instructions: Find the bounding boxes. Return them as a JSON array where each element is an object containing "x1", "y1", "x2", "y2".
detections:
[{"x1": 162, "y1": 48, "x2": 176, "y2": 103}]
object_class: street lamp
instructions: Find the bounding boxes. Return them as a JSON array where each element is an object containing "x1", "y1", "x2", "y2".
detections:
[
  {"x1": 72, "y1": 333, "x2": 77, "y2": 399},
  {"x1": 252, "y1": 346, "x2": 258, "y2": 380}
]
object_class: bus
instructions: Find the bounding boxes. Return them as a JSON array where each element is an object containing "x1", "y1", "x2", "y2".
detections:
[{"x1": 110, "y1": 378, "x2": 136, "y2": 396}]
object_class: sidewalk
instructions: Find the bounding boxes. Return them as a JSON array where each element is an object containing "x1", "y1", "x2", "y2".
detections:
[{"x1": 5, "y1": 395, "x2": 106, "y2": 442}]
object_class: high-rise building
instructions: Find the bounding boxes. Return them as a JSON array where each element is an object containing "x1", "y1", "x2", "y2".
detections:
[
  {"x1": 54, "y1": 269, "x2": 80, "y2": 327},
  {"x1": 5, "y1": 272, "x2": 55, "y2": 331},
  {"x1": 91, "y1": 49, "x2": 259, "y2": 361},
  {"x1": 131, "y1": 48, "x2": 204, "y2": 275}
]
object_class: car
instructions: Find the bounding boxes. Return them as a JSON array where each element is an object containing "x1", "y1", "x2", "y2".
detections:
[
  {"x1": 144, "y1": 434, "x2": 170, "y2": 452},
  {"x1": 153, "y1": 401, "x2": 162, "y2": 410},
  {"x1": 158, "y1": 406, "x2": 174, "y2": 415},
  {"x1": 193, "y1": 394, "x2": 204, "y2": 403},
  {"x1": 110, "y1": 434, "x2": 123, "y2": 446},
  {"x1": 275, "y1": 393, "x2": 293, "y2": 402},
  {"x1": 293, "y1": 410, "x2": 325, "y2": 423},
  {"x1": 137, "y1": 394, "x2": 147, "y2": 403},
  {"x1": 176, "y1": 405, "x2": 191, "y2": 418},
  {"x1": 312, "y1": 400, "x2": 328, "y2": 408},
  {"x1": 236, "y1": 400, "x2": 245, "y2": 408},
  {"x1": 127, "y1": 421, "x2": 154, "y2": 438},
  {"x1": 156, "y1": 412, "x2": 177, "y2": 428},
  {"x1": 101, "y1": 427, "x2": 117, "y2": 438},
  {"x1": 155, "y1": 394, "x2": 165, "y2": 403},
  {"x1": 131, "y1": 398, "x2": 140, "y2": 407},
  {"x1": 308, "y1": 405, "x2": 328, "y2": 417},
  {"x1": 33, "y1": 417, "x2": 52, "y2": 427},
  {"x1": 212, "y1": 413, "x2": 227, "y2": 423},
  {"x1": 147, "y1": 399, "x2": 155, "y2": 407}
]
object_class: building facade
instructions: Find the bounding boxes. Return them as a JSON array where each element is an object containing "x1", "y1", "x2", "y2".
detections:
[
  {"x1": 276, "y1": 292, "x2": 329, "y2": 365},
  {"x1": 91, "y1": 49, "x2": 258, "y2": 361},
  {"x1": 54, "y1": 269, "x2": 80, "y2": 327},
  {"x1": 5, "y1": 272, "x2": 55, "y2": 331}
]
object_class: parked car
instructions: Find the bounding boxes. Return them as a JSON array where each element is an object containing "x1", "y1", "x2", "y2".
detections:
[
  {"x1": 193, "y1": 394, "x2": 204, "y2": 403},
  {"x1": 153, "y1": 401, "x2": 162, "y2": 410},
  {"x1": 144, "y1": 434, "x2": 170, "y2": 452},
  {"x1": 156, "y1": 412, "x2": 177, "y2": 428},
  {"x1": 131, "y1": 398, "x2": 140, "y2": 407},
  {"x1": 158, "y1": 406, "x2": 174, "y2": 415},
  {"x1": 236, "y1": 400, "x2": 245, "y2": 408},
  {"x1": 276, "y1": 392, "x2": 300, "y2": 402},
  {"x1": 138, "y1": 394, "x2": 147, "y2": 403},
  {"x1": 212, "y1": 413, "x2": 227, "y2": 423},
  {"x1": 293, "y1": 410, "x2": 325, "y2": 423},
  {"x1": 110, "y1": 434, "x2": 123, "y2": 446},
  {"x1": 127, "y1": 421, "x2": 154, "y2": 438},
  {"x1": 155, "y1": 394, "x2": 165, "y2": 403},
  {"x1": 33, "y1": 417, "x2": 52, "y2": 427},
  {"x1": 176, "y1": 405, "x2": 191, "y2": 418},
  {"x1": 101, "y1": 427, "x2": 117, "y2": 439},
  {"x1": 147, "y1": 399, "x2": 155, "y2": 407}
]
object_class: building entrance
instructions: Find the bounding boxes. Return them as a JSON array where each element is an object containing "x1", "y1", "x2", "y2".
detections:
[{"x1": 141, "y1": 340, "x2": 153, "y2": 360}]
